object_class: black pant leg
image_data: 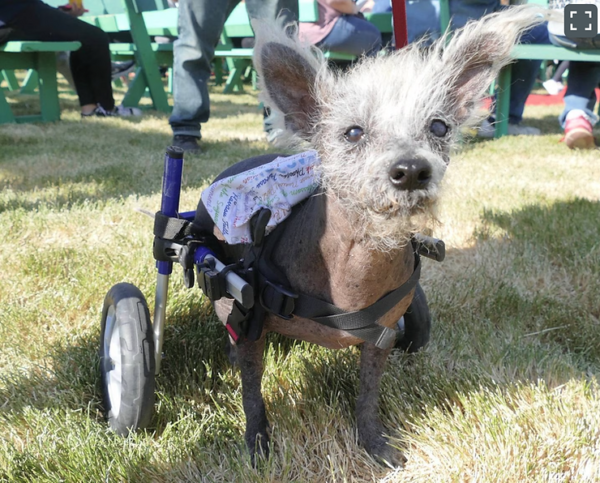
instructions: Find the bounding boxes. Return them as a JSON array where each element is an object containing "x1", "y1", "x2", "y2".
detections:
[{"x1": 5, "y1": 2, "x2": 114, "y2": 109}]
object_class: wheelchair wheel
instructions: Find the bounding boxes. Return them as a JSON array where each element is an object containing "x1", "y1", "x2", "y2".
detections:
[
  {"x1": 395, "y1": 283, "x2": 431, "y2": 353},
  {"x1": 99, "y1": 283, "x2": 155, "y2": 435}
]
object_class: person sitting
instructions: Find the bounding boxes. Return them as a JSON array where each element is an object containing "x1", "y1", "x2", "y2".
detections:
[
  {"x1": 0, "y1": 0, "x2": 141, "y2": 117},
  {"x1": 546, "y1": 4, "x2": 600, "y2": 149},
  {"x1": 556, "y1": 61, "x2": 600, "y2": 149},
  {"x1": 298, "y1": 0, "x2": 383, "y2": 57}
]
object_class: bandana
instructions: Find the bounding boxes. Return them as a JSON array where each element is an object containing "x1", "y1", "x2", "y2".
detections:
[{"x1": 201, "y1": 150, "x2": 321, "y2": 244}]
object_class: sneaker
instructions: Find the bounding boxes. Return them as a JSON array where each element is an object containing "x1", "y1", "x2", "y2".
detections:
[
  {"x1": 114, "y1": 104, "x2": 142, "y2": 116},
  {"x1": 563, "y1": 111, "x2": 595, "y2": 150},
  {"x1": 542, "y1": 79, "x2": 564, "y2": 96},
  {"x1": 477, "y1": 118, "x2": 541, "y2": 138},
  {"x1": 172, "y1": 134, "x2": 201, "y2": 153},
  {"x1": 111, "y1": 60, "x2": 136, "y2": 80},
  {"x1": 81, "y1": 104, "x2": 142, "y2": 117}
]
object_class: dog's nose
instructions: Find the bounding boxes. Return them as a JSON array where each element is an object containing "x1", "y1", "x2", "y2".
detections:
[{"x1": 388, "y1": 159, "x2": 432, "y2": 191}]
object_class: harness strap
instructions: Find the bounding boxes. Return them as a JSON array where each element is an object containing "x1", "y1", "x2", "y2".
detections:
[
  {"x1": 257, "y1": 232, "x2": 422, "y2": 350},
  {"x1": 292, "y1": 254, "x2": 421, "y2": 349},
  {"x1": 154, "y1": 212, "x2": 194, "y2": 240}
]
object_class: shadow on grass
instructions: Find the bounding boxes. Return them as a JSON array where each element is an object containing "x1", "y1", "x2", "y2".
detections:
[
  {"x1": 1, "y1": 197, "x2": 599, "y2": 478},
  {"x1": 0, "y1": 121, "x2": 287, "y2": 213}
]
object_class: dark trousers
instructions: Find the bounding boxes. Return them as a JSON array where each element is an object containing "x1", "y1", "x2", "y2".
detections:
[{"x1": 0, "y1": 1, "x2": 114, "y2": 109}]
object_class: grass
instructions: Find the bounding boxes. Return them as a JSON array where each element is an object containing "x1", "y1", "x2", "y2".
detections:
[{"x1": 0, "y1": 79, "x2": 599, "y2": 482}]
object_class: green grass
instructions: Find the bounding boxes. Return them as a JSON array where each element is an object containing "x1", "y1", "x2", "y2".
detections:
[{"x1": 1, "y1": 79, "x2": 599, "y2": 482}]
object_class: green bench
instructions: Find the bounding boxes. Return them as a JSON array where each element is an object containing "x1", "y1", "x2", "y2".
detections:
[
  {"x1": 80, "y1": 0, "x2": 172, "y2": 112},
  {"x1": 215, "y1": 2, "x2": 395, "y2": 91},
  {"x1": 0, "y1": 40, "x2": 81, "y2": 124},
  {"x1": 438, "y1": 0, "x2": 600, "y2": 138},
  {"x1": 496, "y1": 44, "x2": 600, "y2": 138},
  {"x1": 1, "y1": 0, "x2": 394, "y2": 121}
]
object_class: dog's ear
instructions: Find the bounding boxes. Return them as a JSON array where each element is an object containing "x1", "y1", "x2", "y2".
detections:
[
  {"x1": 252, "y1": 18, "x2": 327, "y2": 138},
  {"x1": 440, "y1": 5, "x2": 547, "y2": 124}
]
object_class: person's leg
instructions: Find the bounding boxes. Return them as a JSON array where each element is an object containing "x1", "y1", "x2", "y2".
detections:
[
  {"x1": 559, "y1": 61, "x2": 600, "y2": 127},
  {"x1": 5, "y1": 2, "x2": 114, "y2": 112},
  {"x1": 448, "y1": 0, "x2": 497, "y2": 30},
  {"x1": 559, "y1": 61, "x2": 600, "y2": 149},
  {"x1": 508, "y1": 23, "x2": 549, "y2": 124},
  {"x1": 246, "y1": 0, "x2": 299, "y2": 143},
  {"x1": 372, "y1": 0, "x2": 392, "y2": 14},
  {"x1": 169, "y1": 0, "x2": 238, "y2": 143},
  {"x1": 245, "y1": 0, "x2": 299, "y2": 24},
  {"x1": 553, "y1": 61, "x2": 569, "y2": 82},
  {"x1": 318, "y1": 15, "x2": 383, "y2": 57}
]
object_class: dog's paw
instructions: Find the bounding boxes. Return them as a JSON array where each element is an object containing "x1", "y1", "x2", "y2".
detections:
[
  {"x1": 246, "y1": 431, "x2": 270, "y2": 467},
  {"x1": 364, "y1": 437, "x2": 407, "y2": 468}
]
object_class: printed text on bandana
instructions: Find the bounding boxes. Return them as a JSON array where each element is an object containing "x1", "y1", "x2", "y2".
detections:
[{"x1": 201, "y1": 151, "x2": 320, "y2": 244}]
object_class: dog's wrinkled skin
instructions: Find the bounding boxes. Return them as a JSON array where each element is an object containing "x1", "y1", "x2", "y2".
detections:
[{"x1": 213, "y1": 6, "x2": 548, "y2": 466}]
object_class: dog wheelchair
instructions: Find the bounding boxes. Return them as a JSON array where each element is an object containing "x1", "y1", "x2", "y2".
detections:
[{"x1": 99, "y1": 147, "x2": 444, "y2": 435}]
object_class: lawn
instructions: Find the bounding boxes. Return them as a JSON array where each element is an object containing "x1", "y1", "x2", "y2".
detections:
[{"x1": 0, "y1": 82, "x2": 599, "y2": 482}]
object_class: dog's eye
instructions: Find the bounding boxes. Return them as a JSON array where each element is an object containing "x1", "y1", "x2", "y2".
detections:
[
  {"x1": 344, "y1": 126, "x2": 365, "y2": 143},
  {"x1": 430, "y1": 120, "x2": 449, "y2": 137}
]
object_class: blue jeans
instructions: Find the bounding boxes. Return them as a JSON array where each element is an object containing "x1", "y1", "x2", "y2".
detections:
[
  {"x1": 448, "y1": 0, "x2": 497, "y2": 31},
  {"x1": 169, "y1": 0, "x2": 298, "y2": 138},
  {"x1": 548, "y1": 36, "x2": 600, "y2": 127},
  {"x1": 372, "y1": 0, "x2": 392, "y2": 13},
  {"x1": 559, "y1": 61, "x2": 600, "y2": 127},
  {"x1": 318, "y1": 14, "x2": 382, "y2": 57},
  {"x1": 406, "y1": 0, "x2": 441, "y2": 44},
  {"x1": 505, "y1": 23, "x2": 549, "y2": 124}
]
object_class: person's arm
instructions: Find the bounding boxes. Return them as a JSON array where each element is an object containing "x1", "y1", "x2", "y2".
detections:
[{"x1": 321, "y1": 0, "x2": 359, "y2": 15}]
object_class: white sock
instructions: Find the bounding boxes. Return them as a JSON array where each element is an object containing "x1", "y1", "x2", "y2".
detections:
[{"x1": 566, "y1": 109, "x2": 591, "y2": 123}]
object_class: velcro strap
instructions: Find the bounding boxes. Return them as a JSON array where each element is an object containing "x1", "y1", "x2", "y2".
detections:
[{"x1": 154, "y1": 211, "x2": 194, "y2": 241}]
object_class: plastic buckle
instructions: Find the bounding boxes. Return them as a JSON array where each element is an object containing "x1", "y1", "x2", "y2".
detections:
[
  {"x1": 260, "y1": 280, "x2": 298, "y2": 320},
  {"x1": 198, "y1": 263, "x2": 224, "y2": 301},
  {"x1": 225, "y1": 301, "x2": 250, "y2": 345}
]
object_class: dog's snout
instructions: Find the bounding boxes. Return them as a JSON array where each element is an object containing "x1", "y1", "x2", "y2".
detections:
[{"x1": 388, "y1": 159, "x2": 432, "y2": 191}]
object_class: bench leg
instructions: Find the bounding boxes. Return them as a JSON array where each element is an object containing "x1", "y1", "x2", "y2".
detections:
[
  {"x1": 112, "y1": 77, "x2": 124, "y2": 89},
  {"x1": 36, "y1": 52, "x2": 61, "y2": 122},
  {"x1": 20, "y1": 69, "x2": 39, "y2": 94},
  {"x1": 223, "y1": 58, "x2": 251, "y2": 94},
  {"x1": 122, "y1": 67, "x2": 148, "y2": 109},
  {"x1": 214, "y1": 60, "x2": 224, "y2": 86},
  {"x1": 495, "y1": 65, "x2": 511, "y2": 139},
  {"x1": 123, "y1": 66, "x2": 171, "y2": 113},
  {"x1": 2, "y1": 70, "x2": 20, "y2": 91},
  {"x1": 0, "y1": 90, "x2": 16, "y2": 124}
]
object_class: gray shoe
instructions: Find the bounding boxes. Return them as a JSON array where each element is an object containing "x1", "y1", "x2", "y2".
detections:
[
  {"x1": 172, "y1": 135, "x2": 201, "y2": 153},
  {"x1": 478, "y1": 118, "x2": 541, "y2": 138}
]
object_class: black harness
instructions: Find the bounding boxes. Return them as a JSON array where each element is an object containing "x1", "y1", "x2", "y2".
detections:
[{"x1": 153, "y1": 206, "x2": 444, "y2": 350}]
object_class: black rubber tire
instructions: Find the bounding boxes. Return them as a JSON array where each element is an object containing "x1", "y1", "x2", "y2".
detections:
[
  {"x1": 395, "y1": 283, "x2": 431, "y2": 353},
  {"x1": 99, "y1": 283, "x2": 155, "y2": 435}
]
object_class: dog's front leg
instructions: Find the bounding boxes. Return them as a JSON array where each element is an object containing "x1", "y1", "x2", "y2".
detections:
[
  {"x1": 357, "y1": 342, "x2": 405, "y2": 467},
  {"x1": 237, "y1": 332, "x2": 269, "y2": 464}
]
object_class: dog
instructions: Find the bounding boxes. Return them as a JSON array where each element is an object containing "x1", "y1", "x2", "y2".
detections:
[{"x1": 199, "y1": 6, "x2": 548, "y2": 466}]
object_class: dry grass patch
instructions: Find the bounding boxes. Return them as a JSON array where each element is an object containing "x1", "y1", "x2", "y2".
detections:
[{"x1": 1, "y1": 86, "x2": 599, "y2": 482}]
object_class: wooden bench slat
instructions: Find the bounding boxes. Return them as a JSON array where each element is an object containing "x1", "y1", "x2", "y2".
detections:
[
  {"x1": 1, "y1": 41, "x2": 81, "y2": 52},
  {"x1": 512, "y1": 44, "x2": 600, "y2": 61},
  {"x1": 214, "y1": 49, "x2": 254, "y2": 58}
]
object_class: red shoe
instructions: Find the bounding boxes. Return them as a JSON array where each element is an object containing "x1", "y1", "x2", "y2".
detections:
[{"x1": 563, "y1": 115, "x2": 596, "y2": 150}]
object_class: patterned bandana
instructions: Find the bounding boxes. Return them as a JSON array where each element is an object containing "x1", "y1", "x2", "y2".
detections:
[{"x1": 201, "y1": 150, "x2": 321, "y2": 244}]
